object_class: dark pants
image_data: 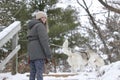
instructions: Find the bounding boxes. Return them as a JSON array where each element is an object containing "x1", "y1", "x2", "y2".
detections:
[{"x1": 29, "y1": 59, "x2": 45, "y2": 80}]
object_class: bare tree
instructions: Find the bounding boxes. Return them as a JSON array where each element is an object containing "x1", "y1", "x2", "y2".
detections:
[
  {"x1": 76, "y1": 0, "x2": 111, "y2": 63},
  {"x1": 98, "y1": 0, "x2": 120, "y2": 14}
]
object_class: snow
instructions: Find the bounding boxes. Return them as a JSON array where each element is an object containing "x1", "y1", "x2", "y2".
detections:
[
  {"x1": 0, "y1": 0, "x2": 120, "y2": 80},
  {"x1": 0, "y1": 61, "x2": 120, "y2": 80},
  {"x1": 0, "y1": 21, "x2": 20, "y2": 40}
]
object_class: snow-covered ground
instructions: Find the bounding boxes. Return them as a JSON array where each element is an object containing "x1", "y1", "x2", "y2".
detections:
[
  {"x1": 0, "y1": 0, "x2": 120, "y2": 80},
  {"x1": 0, "y1": 61, "x2": 120, "y2": 80}
]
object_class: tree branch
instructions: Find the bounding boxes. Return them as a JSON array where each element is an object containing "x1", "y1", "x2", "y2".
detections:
[{"x1": 98, "y1": 0, "x2": 120, "y2": 14}]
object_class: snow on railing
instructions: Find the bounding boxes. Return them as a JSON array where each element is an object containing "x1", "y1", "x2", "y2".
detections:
[
  {"x1": 0, "y1": 21, "x2": 21, "y2": 48},
  {"x1": 0, "y1": 21, "x2": 21, "y2": 72}
]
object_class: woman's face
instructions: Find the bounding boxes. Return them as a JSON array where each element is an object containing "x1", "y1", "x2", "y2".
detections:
[{"x1": 40, "y1": 17, "x2": 47, "y2": 24}]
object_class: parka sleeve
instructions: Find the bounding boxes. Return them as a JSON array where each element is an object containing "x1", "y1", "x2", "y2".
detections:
[{"x1": 36, "y1": 23, "x2": 51, "y2": 59}]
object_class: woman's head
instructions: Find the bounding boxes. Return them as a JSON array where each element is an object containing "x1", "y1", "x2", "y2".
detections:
[
  {"x1": 35, "y1": 11, "x2": 49, "y2": 32},
  {"x1": 36, "y1": 11, "x2": 47, "y2": 24}
]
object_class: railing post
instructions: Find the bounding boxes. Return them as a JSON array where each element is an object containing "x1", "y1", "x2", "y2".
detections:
[{"x1": 11, "y1": 33, "x2": 19, "y2": 75}]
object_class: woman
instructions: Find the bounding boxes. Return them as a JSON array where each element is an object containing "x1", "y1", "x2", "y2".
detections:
[{"x1": 27, "y1": 11, "x2": 51, "y2": 80}]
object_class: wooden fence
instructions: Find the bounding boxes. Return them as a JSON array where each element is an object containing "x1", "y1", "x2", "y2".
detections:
[{"x1": 0, "y1": 21, "x2": 21, "y2": 72}]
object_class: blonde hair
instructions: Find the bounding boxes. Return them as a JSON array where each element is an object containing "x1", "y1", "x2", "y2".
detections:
[{"x1": 45, "y1": 21, "x2": 49, "y2": 33}]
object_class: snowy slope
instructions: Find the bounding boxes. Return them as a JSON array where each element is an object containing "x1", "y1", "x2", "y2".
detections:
[{"x1": 0, "y1": 61, "x2": 120, "y2": 80}]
